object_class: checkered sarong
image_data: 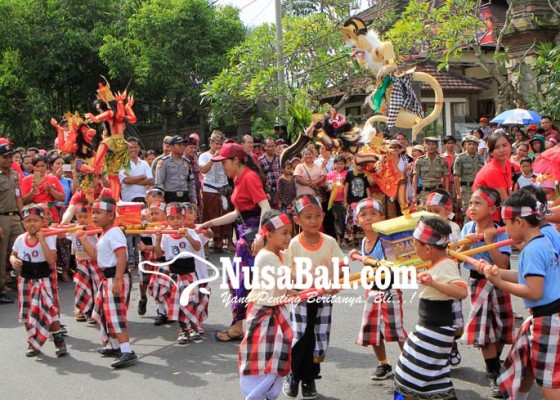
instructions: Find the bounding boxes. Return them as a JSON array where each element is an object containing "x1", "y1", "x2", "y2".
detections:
[
  {"x1": 291, "y1": 300, "x2": 332, "y2": 360},
  {"x1": 74, "y1": 259, "x2": 103, "y2": 314},
  {"x1": 18, "y1": 276, "x2": 59, "y2": 351},
  {"x1": 461, "y1": 278, "x2": 514, "y2": 347},
  {"x1": 239, "y1": 303, "x2": 293, "y2": 377},
  {"x1": 161, "y1": 272, "x2": 199, "y2": 326},
  {"x1": 395, "y1": 324, "x2": 457, "y2": 399},
  {"x1": 147, "y1": 264, "x2": 169, "y2": 303},
  {"x1": 387, "y1": 73, "x2": 424, "y2": 129},
  {"x1": 452, "y1": 299, "x2": 464, "y2": 334},
  {"x1": 498, "y1": 313, "x2": 560, "y2": 398},
  {"x1": 356, "y1": 289, "x2": 407, "y2": 346},
  {"x1": 91, "y1": 273, "x2": 131, "y2": 345}
]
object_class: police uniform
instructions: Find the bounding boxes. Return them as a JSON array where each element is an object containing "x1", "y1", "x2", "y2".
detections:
[
  {"x1": 0, "y1": 144, "x2": 24, "y2": 296},
  {"x1": 453, "y1": 137, "x2": 484, "y2": 214},
  {"x1": 155, "y1": 154, "x2": 197, "y2": 204},
  {"x1": 413, "y1": 139, "x2": 448, "y2": 208}
]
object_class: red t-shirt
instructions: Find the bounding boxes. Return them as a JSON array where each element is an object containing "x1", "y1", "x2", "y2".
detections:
[
  {"x1": 473, "y1": 158, "x2": 513, "y2": 193},
  {"x1": 21, "y1": 174, "x2": 65, "y2": 222},
  {"x1": 231, "y1": 167, "x2": 267, "y2": 211},
  {"x1": 11, "y1": 161, "x2": 23, "y2": 180}
]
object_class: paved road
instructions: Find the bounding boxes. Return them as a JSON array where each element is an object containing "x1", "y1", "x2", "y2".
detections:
[{"x1": 0, "y1": 251, "x2": 541, "y2": 400}]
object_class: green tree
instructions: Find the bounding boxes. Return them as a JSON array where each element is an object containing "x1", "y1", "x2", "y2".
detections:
[
  {"x1": 384, "y1": 0, "x2": 525, "y2": 112},
  {"x1": 202, "y1": 11, "x2": 359, "y2": 137},
  {"x1": 99, "y1": 0, "x2": 245, "y2": 131},
  {"x1": 530, "y1": 42, "x2": 560, "y2": 120}
]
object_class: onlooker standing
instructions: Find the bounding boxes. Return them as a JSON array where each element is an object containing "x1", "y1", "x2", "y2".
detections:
[
  {"x1": 259, "y1": 138, "x2": 281, "y2": 209},
  {"x1": 199, "y1": 131, "x2": 234, "y2": 253},
  {"x1": 453, "y1": 135, "x2": 484, "y2": 216},
  {"x1": 478, "y1": 117, "x2": 491, "y2": 137},
  {"x1": 241, "y1": 135, "x2": 259, "y2": 164},
  {"x1": 0, "y1": 143, "x2": 23, "y2": 303},
  {"x1": 155, "y1": 135, "x2": 197, "y2": 204},
  {"x1": 151, "y1": 135, "x2": 172, "y2": 176},
  {"x1": 541, "y1": 115, "x2": 560, "y2": 149},
  {"x1": 184, "y1": 137, "x2": 203, "y2": 221},
  {"x1": 314, "y1": 145, "x2": 334, "y2": 174},
  {"x1": 294, "y1": 148, "x2": 325, "y2": 197},
  {"x1": 412, "y1": 137, "x2": 449, "y2": 208},
  {"x1": 119, "y1": 137, "x2": 154, "y2": 269}
]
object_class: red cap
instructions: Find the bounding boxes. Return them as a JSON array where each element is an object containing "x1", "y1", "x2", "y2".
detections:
[
  {"x1": 527, "y1": 124, "x2": 538, "y2": 131},
  {"x1": 189, "y1": 133, "x2": 200, "y2": 143},
  {"x1": 211, "y1": 143, "x2": 247, "y2": 162},
  {"x1": 0, "y1": 138, "x2": 14, "y2": 145},
  {"x1": 479, "y1": 117, "x2": 488, "y2": 122}
]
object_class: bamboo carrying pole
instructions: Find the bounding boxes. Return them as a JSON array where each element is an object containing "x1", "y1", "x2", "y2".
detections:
[{"x1": 448, "y1": 226, "x2": 507, "y2": 249}]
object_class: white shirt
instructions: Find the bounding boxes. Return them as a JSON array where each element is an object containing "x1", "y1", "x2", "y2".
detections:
[
  {"x1": 13, "y1": 233, "x2": 57, "y2": 262},
  {"x1": 69, "y1": 232, "x2": 98, "y2": 260},
  {"x1": 119, "y1": 158, "x2": 153, "y2": 201},
  {"x1": 198, "y1": 151, "x2": 228, "y2": 194},
  {"x1": 160, "y1": 229, "x2": 199, "y2": 261},
  {"x1": 314, "y1": 156, "x2": 334, "y2": 174},
  {"x1": 97, "y1": 226, "x2": 127, "y2": 269},
  {"x1": 194, "y1": 233, "x2": 210, "y2": 280}
]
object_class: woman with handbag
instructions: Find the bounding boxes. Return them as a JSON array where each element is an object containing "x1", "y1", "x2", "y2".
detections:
[{"x1": 199, "y1": 143, "x2": 271, "y2": 342}]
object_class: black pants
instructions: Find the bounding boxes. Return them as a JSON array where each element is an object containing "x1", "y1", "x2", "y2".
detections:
[
  {"x1": 291, "y1": 302, "x2": 321, "y2": 382},
  {"x1": 164, "y1": 192, "x2": 190, "y2": 204}
]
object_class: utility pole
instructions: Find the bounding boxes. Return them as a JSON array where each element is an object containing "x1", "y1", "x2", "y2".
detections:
[{"x1": 275, "y1": 0, "x2": 286, "y2": 126}]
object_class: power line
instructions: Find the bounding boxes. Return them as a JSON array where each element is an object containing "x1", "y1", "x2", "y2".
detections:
[
  {"x1": 247, "y1": 0, "x2": 274, "y2": 26},
  {"x1": 240, "y1": 0, "x2": 260, "y2": 11}
]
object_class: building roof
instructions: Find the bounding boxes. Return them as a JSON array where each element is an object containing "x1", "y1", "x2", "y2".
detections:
[{"x1": 322, "y1": 64, "x2": 490, "y2": 100}]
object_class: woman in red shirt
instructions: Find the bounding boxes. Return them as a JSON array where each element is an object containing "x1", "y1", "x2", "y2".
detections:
[
  {"x1": 200, "y1": 143, "x2": 271, "y2": 342},
  {"x1": 21, "y1": 155, "x2": 66, "y2": 223},
  {"x1": 473, "y1": 130, "x2": 513, "y2": 204}
]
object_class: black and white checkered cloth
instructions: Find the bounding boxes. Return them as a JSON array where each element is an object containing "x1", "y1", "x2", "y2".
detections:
[{"x1": 387, "y1": 73, "x2": 424, "y2": 129}]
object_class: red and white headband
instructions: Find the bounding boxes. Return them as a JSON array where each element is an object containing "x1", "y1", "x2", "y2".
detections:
[
  {"x1": 22, "y1": 205, "x2": 44, "y2": 219},
  {"x1": 501, "y1": 206, "x2": 539, "y2": 221},
  {"x1": 92, "y1": 200, "x2": 115, "y2": 212},
  {"x1": 260, "y1": 213, "x2": 291, "y2": 235},
  {"x1": 355, "y1": 198, "x2": 383, "y2": 216},
  {"x1": 76, "y1": 204, "x2": 90, "y2": 214},
  {"x1": 294, "y1": 195, "x2": 321, "y2": 215},
  {"x1": 426, "y1": 192, "x2": 452, "y2": 209},
  {"x1": 150, "y1": 201, "x2": 167, "y2": 212},
  {"x1": 475, "y1": 189, "x2": 499, "y2": 206},
  {"x1": 413, "y1": 218, "x2": 449, "y2": 247},
  {"x1": 166, "y1": 204, "x2": 184, "y2": 216}
]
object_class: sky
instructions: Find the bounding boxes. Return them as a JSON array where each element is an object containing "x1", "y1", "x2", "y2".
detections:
[{"x1": 217, "y1": 0, "x2": 372, "y2": 27}]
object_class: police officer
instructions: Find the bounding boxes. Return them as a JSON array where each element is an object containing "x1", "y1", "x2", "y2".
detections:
[
  {"x1": 412, "y1": 136, "x2": 449, "y2": 208},
  {"x1": 0, "y1": 142, "x2": 23, "y2": 303},
  {"x1": 155, "y1": 135, "x2": 197, "y2": 204},
  {"x1": 453, "y1": 135, "x2": 484, "y2": 215},
  {"x1": 151, "y1": 135, "x2": 173, "y2": 177}
]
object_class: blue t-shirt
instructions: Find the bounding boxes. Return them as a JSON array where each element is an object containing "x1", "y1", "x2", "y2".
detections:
[
  {"x1": 541, "y1": 224, "x2": 560, "y2": 256},
  {"x1": 518, "y1": 235, "x2": 560, "y2": 309},
  {"x1": 361, "y1": 237, "x2": 384, "y2": 260},
  {"x1": 458, "y1": 221, "x2": 511, "y2": 271}
]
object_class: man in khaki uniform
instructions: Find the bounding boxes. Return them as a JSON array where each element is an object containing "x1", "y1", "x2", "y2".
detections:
[
  {"x1": 0, "y1": 143, "x2": 24, "y2": 303},
  {"x1": 412, "y1": 137, "x2": 449, "y2": 208},
  {"x1": 453, "y1": 135, "x2": 484, "y2": 215}
]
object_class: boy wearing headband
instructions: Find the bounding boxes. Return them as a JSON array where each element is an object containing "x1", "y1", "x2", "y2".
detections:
[
  {"x1": 239, "y1": 210, "x2": 293, "y2": 400},
  {"x1": 155, "y1": 202, "x2": 202, "y2": 345},
  {"x1": 283, "y1": 195, "x2": 345, "y2": 400},
  {"x1": 70, "y1": 203, "x2": 101, "y2": 324},
  {"x1": 183, "y1": 203, "x2": 213, "y2": 334},
  {"x1": 137, "y1": 201, "x2": 167, "y2": 318},
  {"x1": 10, "y1": 205, "x2": 67, "y2": 358},
  {"x1": 458, "y1": 187, "x2": 513, "y2": 398},
  {"x1": 394, "y1": 216, "x2": 467, "y2": 400},
  {"x1": 425, "y1": 190, "x2": 463, "y2": 366},
  {"x1": 78, "y1": 197, "x2": 137, "y2": 368},
  {"x1": 354, "y1": 198, "x2": 406, "y2": 381},
  {"x1": 482, "y1": 191, "x2": 560, "y2": 400}
]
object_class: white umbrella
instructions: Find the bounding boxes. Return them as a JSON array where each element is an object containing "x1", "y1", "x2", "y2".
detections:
[{"x1": 490, "y1": 108, "x2": 541, "y2": 125}]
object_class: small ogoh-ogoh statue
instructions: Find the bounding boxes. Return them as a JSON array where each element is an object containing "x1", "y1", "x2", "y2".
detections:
[
  {"x1": 85, "y1": 77, "x2": 136, "y2": 201},
  {"x1": 52, "y1": 112, "x2": 97, "y2": 203},
  {"x1": 341, "y1": 17, "x2": 443, "y2": 141}
]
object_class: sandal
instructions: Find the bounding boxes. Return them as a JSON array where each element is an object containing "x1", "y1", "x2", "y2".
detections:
[
  {"x1": 75, "y1": 311, "x2": 87, "y2": 322},
  {"x1": 449, "y1": 346, "x2": 461, "y2": 366},
  {"x1": 215, "y1": 329, "x2": 244, "y2": 342}
]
